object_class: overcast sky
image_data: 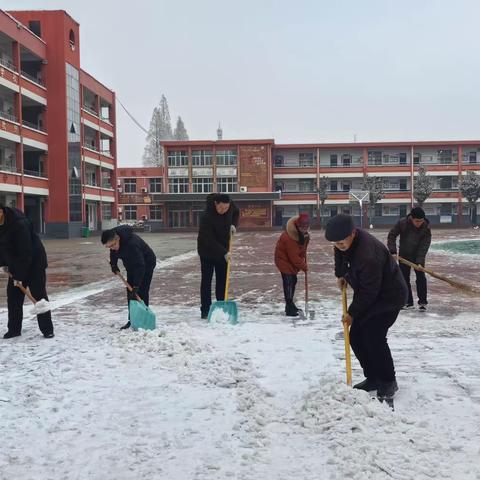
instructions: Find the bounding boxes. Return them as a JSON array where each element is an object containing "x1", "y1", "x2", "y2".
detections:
[{"x1": 4, "y1": 0, "x2": 480, "y2": 166}]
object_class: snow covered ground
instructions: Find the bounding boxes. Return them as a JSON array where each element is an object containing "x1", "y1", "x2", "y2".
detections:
[{"x1": 1, "y1": 238, "x2": 480, "y2": 479}]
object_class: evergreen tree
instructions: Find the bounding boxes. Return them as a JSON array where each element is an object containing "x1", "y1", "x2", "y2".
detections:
[
  {"x1": 316, "y1": 176, "x2": 329, "y2": 228},
  {"x1": 363, "y1": 174, "x2": 383, "y2": 226},
  {"x1": 142, "y1": 95, "x2": 174, "y2": 166},
  {"x1": 174, "y1": 116, "x2": 189, "y2": 140},
  {"x1": 459, "y1": 171, "x2": 480, "y2": 225},
  {"x1": 413, "y1": 167, "x2": 433, "y2": 207}
]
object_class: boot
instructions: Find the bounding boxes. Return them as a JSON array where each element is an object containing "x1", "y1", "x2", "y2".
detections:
[
  {"x1": 3, "y1": 331, "x2": 21, "y2": 339},
  {"x1": 285, "y1": 302, "x2": 299, "y2": 317},
  {"x1": 353, "y1": 378, "x2": 380, "y2": 392},
  {"x1": 377, "y1": 379, "x2": 398, "y2": 398},
  {"x1": 120, "y1": 321, "x2": 131, "y2": 330}
]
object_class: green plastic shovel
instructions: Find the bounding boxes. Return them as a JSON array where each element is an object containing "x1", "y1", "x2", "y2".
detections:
[{"x1": 208, "y1": 231, "x2": 238, "y2": 325}]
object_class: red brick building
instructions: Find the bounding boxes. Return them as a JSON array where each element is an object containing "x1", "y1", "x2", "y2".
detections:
[
  {"x1": 118, "y1": 139, "x2": 480, "y2": 229},
  {"x1": 0, "y1": 9, "x2": 117, "y2": 237}
]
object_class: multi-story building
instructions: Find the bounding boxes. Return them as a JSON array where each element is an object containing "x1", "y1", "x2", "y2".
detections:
[
  {"x1": 118, "y1": 139, "x2": 480, "y2": 229},
  {"x1": 0, "y1": 9, "x2": 117, "y2": 237}
]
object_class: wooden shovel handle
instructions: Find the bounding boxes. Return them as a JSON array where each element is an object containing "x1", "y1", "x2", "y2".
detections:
[
  {"x1": 115, "y1": 271, "x2": 142, "y2": 302},
  {"x1": 7, "y1": 273, "x2": 38, "y2": 305}
]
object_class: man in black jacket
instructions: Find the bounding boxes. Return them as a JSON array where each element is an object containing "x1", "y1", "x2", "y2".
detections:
[
  {"x1": 0, "y1": 205, "x2": 54, "y2": 339},
  {"x1": 387, "y1": 207, "x2": 431, "y2": 311},
  {"x1": 325, "y1": 214, "x2": 407, "y2": 400},
  {"x1": 197, "y1": 193, "x2": 239, "y2": 319},
  {"x1": 102, "y1": 225, "x2": 156, "y2": 329}
]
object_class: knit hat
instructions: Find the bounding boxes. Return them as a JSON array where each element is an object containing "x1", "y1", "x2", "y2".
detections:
[
  {"x1": 295, "y1": 213, "x2": 310, "y2": 228},
  {"x1": 410, "y1": 207, "x2": 425, "y2": 219},
  {"x1": 325, "y1": 214, "x2": 355, "y2": 242}
]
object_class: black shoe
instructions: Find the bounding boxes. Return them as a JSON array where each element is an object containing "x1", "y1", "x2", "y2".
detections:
[
  {"x1": 120, "y1": 321, "x2": 131, "y2": 330},
  {"x1": 43, "y1": 333, "x2": 55, "y2": 339},
  {"x1": 377, "y1": 380, "x2": 398, "y2": 398},
  {"x1": 418, "y1": 304, "x2": 427, "y2": 311},
  {"x1": 285, "y1": 303, "x2": 299, "y2": 317},
  {"x1": 3, "y1": 331, "x2": 21, "y2": 339},
  {"x1": 401, "y1": 303, "x2": 414, "y2": 310},
  {"x1": 353, "y1": 378, "x2": 380, "y2": 392},
  {"x1": 201, "y1": 314, "x2": 208, "y2": 320}
]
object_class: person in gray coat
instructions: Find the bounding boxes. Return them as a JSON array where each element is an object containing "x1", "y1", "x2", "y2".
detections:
[{"x1": 387, "y1": 207, "x2": 431, "y2": 311}]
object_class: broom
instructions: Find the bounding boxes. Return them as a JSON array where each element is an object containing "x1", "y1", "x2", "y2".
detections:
[{"x1": 397, "y1": 256, "x2": 480, "y2": 295}]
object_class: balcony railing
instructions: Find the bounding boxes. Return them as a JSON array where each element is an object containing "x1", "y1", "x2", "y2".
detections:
[
  {"x1": 22, "y1": 119, "x2": 46, "y2": 132},
  {"x1": 0, "y1": 57, "x2": 16, "y2": 71},
  {"x1": 83, "y1": 104, "x2": 98, "y2": 116},
  {"x1": 24, "y1": 168, "x2": 47, "y2": 178},
  {"x1": 0, "y1": 110, "x2": 18, "y2": 123},
  {"x1": 0, "y1": 164, "x2": 17, "y2": 174},
  {"x1": 21, "y1": 70, "x2": 44, "y2": 87},
  {"x1": 320, "y1": 162, "x2": 363, "y2": 168}
]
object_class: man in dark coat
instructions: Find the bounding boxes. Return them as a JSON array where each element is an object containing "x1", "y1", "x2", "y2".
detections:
[
  {"x1": 387, "y1": 206, "x2": 431, "y2": 311},
  {"x1": 102, "y1": 225, "x2": 156, "y2": 329},
  {"x1": 325, "y1": 214, "x2": 407, "y2": 400},
  {"x1": 0, "y1": 205, "x2": 54, "y2": 339},
  {"x1": 197, "y1": 193, "x2": 239, "y2": 319},
  {"x1": 274, "y1": 213, "x2": 310, "y2": 316}
]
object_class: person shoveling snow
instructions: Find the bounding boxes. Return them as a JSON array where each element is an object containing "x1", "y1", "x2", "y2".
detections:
[{"x1": 0, "y1": 205, "x2": 55, "y2": 339}]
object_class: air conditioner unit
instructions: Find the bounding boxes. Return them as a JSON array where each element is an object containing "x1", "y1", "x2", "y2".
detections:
[
  {"x1": 141, "y1": 187, "x2": 148, "y2": 193},
  {"x1": 240, "y1": 186, "x2": 248, "y2": 192},
  {"x1": 141, "y1": 215, "x2": 148, "y2": 221},
  {"x1": 118, "y1": 207, "x2": 123, "y2": 212},
  {"x1": 117, "y1": 187, "x2": 123, "y2": 193}
]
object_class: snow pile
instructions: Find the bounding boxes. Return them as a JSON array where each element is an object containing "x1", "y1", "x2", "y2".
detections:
[
  {"x1": 31, "y1": 298, "x2": 51, "y2": 314},
  {"x1": 208, "y1": 307, "x2": 236, "y2": 325},
  {"x1": 297, "y1": 376, "x2": 456, "y2": 479}
]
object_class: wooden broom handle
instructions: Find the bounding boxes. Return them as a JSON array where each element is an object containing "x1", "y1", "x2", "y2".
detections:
[{"x1": 115, "y1": 271, "x2": 143, "y2": 302}]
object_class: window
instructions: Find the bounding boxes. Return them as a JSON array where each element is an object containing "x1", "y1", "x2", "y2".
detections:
[
  {"x1": 168, "y1": 178, "x2": 189, "y2": 193},
  {"x1": 440, "y1": 203, "x2": 453, "y2": 215},
  {"x1": 28, "y1": 21, "x2": 41, "y2": 37},
  {"x1": 399, "y1": 179, "x2": 407, "y2": 191},
  {"x1": 374, "y1": 204, "x2": 383, "y2": 217},
  {"x1": 299, "y1": 180, "x2": 314, "y2": 192},
  {"x1": 85, "y1": 167, "x2": 97, "y2": 186},
  {"x1": 101, "y1": 169, "x2": 112, "y2": 189},
  {"x1": 124, "y1": 179, "x2": 136, "y2": 193},
  {"x1": 124, "y1": 205, "x2": 137, "y2": 221},
  {"x1": 101, "y1": 203, "x2": 112, "y2": 220},
  {"x1": 192, "y1": 177, "x2": 213, "y2": 193},
  {"x1": 342, "y1": 181, "x2": 351, "y2": 192},
  {"x1": 342, "y1": 154, "x2": 352, "y2": 166},
  {"x1": 330, "y1": 180, "x2": 338, "y2": 191},
  {"x1": 469, "y1": 152, "x2": 477, "y2": 164},
  {"x1": 439, "y1": 177, "x2": 453, "y2": 190},
  {"x1": 167, "y1": 151, "x2": 188, "y2": 166},
  {"x1": 330, "y1": 154, "x2": 338, "y2": 167},
  {"x1": 216, "y1": 150, "x2": 237, "y2": 166},
  {"x1": 149, "y1": 205, "x2": 163, "y2": 221},
  {"x1": 274, "y1": 154, "x2": 284, "y2": 167},
  {"x1": 192, "y1": 150, "x2": 212, "y2": 166},
  {"x1": 399, "y1": 153, "x2": 407, "y2": 165},
  {"x1": 149, "y1": 178, "x2": 162, "y2": 193},
  {"x1": 217, "y1": 177, "x2": 237, "y2": 193},
  {"x1": 368, "y1": 151, "x2": 382, "y2": 165},
  {"x1": 413, "y1": 153, "x2": 421, "y2": 165},
  {"x1": 299, "y1": 152, "x2": 314, "y2": 167},
  {"x1": 438, "y1": 149, "x2": 453, "y2": 164}
]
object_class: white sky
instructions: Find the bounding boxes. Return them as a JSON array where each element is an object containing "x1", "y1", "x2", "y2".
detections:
[{"x1": 4, "y1": 0, "x2": 480, "y2": 166}]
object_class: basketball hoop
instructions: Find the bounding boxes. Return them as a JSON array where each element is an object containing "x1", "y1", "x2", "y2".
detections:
[{"x1": 348, "y1": 190, "x2": 369, "y2": 228}]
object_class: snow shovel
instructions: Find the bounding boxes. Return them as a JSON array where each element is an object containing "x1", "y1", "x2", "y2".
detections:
[
  {"x1": 116, "y1": 272, "x2": 156, "y2": 331},
  {"x1": 7, "y1": 272, "x2": 51, "y2": 314},
  {"x1": 208, "y1": 231, "x2": 238, "y2": 325},
  {"x1": 397, "y1": 256, "x2": 479, "y2": 294},
  {"x1": 342, "y1": 283, "x2": 352, "y2": 386}
]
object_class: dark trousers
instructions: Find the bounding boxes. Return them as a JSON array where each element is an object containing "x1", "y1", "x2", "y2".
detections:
[
  {"x1": 281, "y1": 273, "x2": 298, "y2": 304},
  {"x1": 200, "y1": 256, "x2": 227, "y2": 316},
  {"x1": 349, "y1": 310, "x2": 399, "y2": 382},
  {"x1": 7, "y1": 267, "x2": 54, "y2": 335},
  {"x1": 399, "y1": 263, "x2": 427, "y2": 305},
  {"x1": 127, "y1": 268, "x2": 154, "y2": 317}
]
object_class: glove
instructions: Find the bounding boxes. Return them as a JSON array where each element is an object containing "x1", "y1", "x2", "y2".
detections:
[
  {"x1": 13, "y1": 279, "x2": 22, "y2": 287},
  {"x1": 127, "y1": 286, "x2": 139, "y2": 301},
  {"x1": 2, "y1": 266, "x2": 8, "y2": 273},
  {"x1": 230, "y1": 225, "x2": 236, "y2": 235},
  {"x1": 111, "y1": 264, "x2": 120, "y2": 275},
  {"x1": 224, "y1": 252, "x2": 230, "y2": 263}
]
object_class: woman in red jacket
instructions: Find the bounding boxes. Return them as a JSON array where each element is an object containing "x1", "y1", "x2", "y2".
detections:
[{"x1": 274, "y1": 213, "x2": 310, "y2": 316}]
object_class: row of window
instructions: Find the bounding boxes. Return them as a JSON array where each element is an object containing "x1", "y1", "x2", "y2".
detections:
[
  {"x1": 123, "y1": 178, "x2": 162, "y2": 193},
  {"x1": 168, "y1": 150, "x2": 237, "y2": 167},
  {"x1": 168, "y1": 177, "x2": 237, "y2": 193},
  {"x1": 123, "y1": 205, "x2": 163, "y2": 221}
]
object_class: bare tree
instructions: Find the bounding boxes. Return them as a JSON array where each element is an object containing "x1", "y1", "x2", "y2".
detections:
[
  {"x1": 413, "y1": 166, "x2": 433, "y2": 207},
  {"x1": 363, "y1": 174, "x2": 383, "y2": 226},
  {"x1": 459, "y1": 171, "x2": 480, "y2": 226}
]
